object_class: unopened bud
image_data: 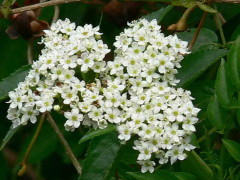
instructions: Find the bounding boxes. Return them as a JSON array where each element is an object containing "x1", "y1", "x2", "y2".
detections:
[
  {"x1": 53, "y1": 105, "x2": 61, "y2": 112},
  {"x1": 94, "y1": 34, "x2": 101, "y2": 40}
]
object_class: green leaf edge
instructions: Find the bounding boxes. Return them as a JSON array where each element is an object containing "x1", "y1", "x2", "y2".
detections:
[{"x1": 78, "y1": 124, "x2": 116, "y2": 144}]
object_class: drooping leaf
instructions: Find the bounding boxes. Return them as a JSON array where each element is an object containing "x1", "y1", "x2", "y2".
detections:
[
  {"x1": 173, "y1": 172, "x2": 197, "y2": 180},
  {"x1": 0, "y1": 65, "x2": 30, "y2": 101},
  {"x1": 196, "y1": 3, "x2": 217, "y2": 13},
  {"x1": 227, "y1": 37, "x2": 240, "y2": 90},
  {"x1": 144, "y1": 5, "x2": 173, "y2": 23},
  {"x1": 0, "y1": 125, "x2": 21, "y2": 151},
  {"x1": 207, "y1": 95, "x2": 228, "y2": 130},
  {"x1": 79, "y1": 132, "x2": 121, "y2": 180},
  {"x1": 176, "y1": 49, "x2": 228, "y2": 87},
  {"x1": 177, "y1": 28, "x2": 218, "y2": 52},
  {"x1": 78, "y1": 124, "x2": 116, "y2": 144},
  {"x1": 222, "y1": 139, "x2": 240, "y2": 162},
  {"x1": 215, "y1": 59, "x2": 235, "y2": 107},
  {"x1": 181, "y1": 151, "x2": 213, "y2": 180},
  {"x1": 127, "y1": 170, "x2": 178, "y2": 180}
]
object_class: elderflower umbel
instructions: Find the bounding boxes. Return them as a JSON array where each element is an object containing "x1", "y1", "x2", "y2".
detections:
[{"x1": 6, "y1": 18, "x2": 200, "y2": 174}]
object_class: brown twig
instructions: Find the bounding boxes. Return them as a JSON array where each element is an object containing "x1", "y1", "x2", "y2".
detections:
[
  {"x1": 208, "y1": 0, "x2": 240, "y2": 3},
  {"x1": 188, "y1": 12, "x2": 208, "y2": 51},
  {"x1": 46, "y1": 112, "x2": 82, "y2": 175},
  {"x1": 18, "y1": 113, "x2": 46, "y2": 176},
  {"x1": 3, "y1": 148, "x2": 38, "y2": 180},
  {"x1": 27, "y1": 39, "x2": 34, "y2": 64},
  {"x1": 51, "y1": 5, "x2": 60, "y2": 25},
  {"x1": 12, "y1": 0, "x2": 83, "y2": 14}
]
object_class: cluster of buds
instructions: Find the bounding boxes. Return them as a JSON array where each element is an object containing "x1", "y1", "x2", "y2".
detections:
[{"x1": 7, "y1": 18, "x2": 200, "y2": 173}]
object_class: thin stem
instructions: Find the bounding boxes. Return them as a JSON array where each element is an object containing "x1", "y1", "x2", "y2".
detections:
[
  {"x1": 197, "y1": 127, "x2": 217, "y2": 143},
  {"x1": 46, "y1": 112, "x2": 82, "y2": 175},
  {"x1": 215, "y1": 13, "x2": 226, "y2": 46},
  {"x1": 180, "y1": 5, "x2": 197, "y2": 21},
  {"x1": 51, "y1": 5, "x2": 60, "y2": 25},
  {"x1": 188, "y1": 12, "x2": 208, "y2": 51},
  {"x1": 18, "y1": 113, "x2": 46, "y2": 176},
  {"x1": 12, "y1": 0, "x2": 83, "y2": 14},
  {"x1": 27, "y1": 39, "x2": 34, "y2": 65}
]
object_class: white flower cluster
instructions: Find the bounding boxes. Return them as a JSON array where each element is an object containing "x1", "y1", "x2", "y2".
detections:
[
  {"x1": 6, "y1": 18, "x2": 200, "y2": 173},
  {"x1": 101, "y1": 19, "x2": 199, "y2": 173},
  {"x1": 7, "y1": 19, "x2": 110, "y2": 129}
]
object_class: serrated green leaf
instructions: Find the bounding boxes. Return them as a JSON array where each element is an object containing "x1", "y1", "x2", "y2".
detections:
[
  {"x1": 144, "y1": 5, "x2": 173, "y2": 23},
  {"x1": 181, "y1": 151, "x2": 213, "y2": 180},
  {"x1": 197, "y1": 3, "x2": 217, "y2": 13},
  {"x1": 207, "y1": 95, "x2": 228, "y2": 130},
  {"x1": 127, "y1": 170, "x2": 178, "y2": 180},
  {"x1": 173, "y1": 172, "x2": 197, "y2": 180},
  {"x1": 177, "y1": 28, "x2": 218, "y2": 52},
  {"x1": 0, "y1": 125, "x2": 21, "y2": 151},
  {"x1": 222, "y1": 139, "x2": 240, "y2": 162},
  {"x1": 176, "y1": 49, "x2": 229, "y2": 87},
  {"x1": 227, "y1": 37, "x2": 240, "y2": 90},
  {"x1": 78, "y1": 124, "x2": 116, "y2": 144},
  {"x1": 0, "y1": 65, "x2": 30, "y2": 101},
  {"x1": 79, "y1": 132, "x2": 121, "y2": 180},
  {"x1": 215, "y1": 59, "x2": 235, "y2": 107}
]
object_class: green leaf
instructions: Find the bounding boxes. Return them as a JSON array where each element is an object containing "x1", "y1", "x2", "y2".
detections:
[
  {"x1": 222, "y1": 139, "x2": 240, "y2": 162},
  {"x1": 181, "y1": 151, "x2": 213, "y2": 180},
  {"x1": 227, "y1": 37, "x2": 240, "y2": 90},
  {"x1": 144, "y1": 5, "x2": 173, "y2": 23},
  {"x1": 127, "y1": 170, "x2": 178, "y2": 180},
  {"x1": 172, "y1": 0, "x2": 196, "y2": 8},
  {"x1": 78, "y1": 124, "x2": 116, "y2": 144},
  {"x1": 196, "y1": 3, "x2": 217, "y2": 13},
  {"x1": 231, "y1": 24, "x2": 240, "y2": 41},
  {"x1": 176, "y1": 49, "x2": 229, "y2": 87},
  {"x1": 0, "y1": 65, "x2": 30, "y2": 101},
  {"x1": 79, "y1": 132, "x2": 121, "y2": 180},
  {"x1": 172, "y1": 172, "x2": 197, "y2": 180},
  {"x1": 215, "y1": 59, "x2": 235, "y2": 107},
  {"x1": 207, "y1": 95, "x2": 228, "y2": 130},
  {"x1": 177, "y1": 28, "x2": 218, "y2": 52},
  {"x1": 0, "y1": 125, "x2": 21, "y2": 151},
  {"x1": 236, "y1": 109, "x2": 240, "y2": 126}
]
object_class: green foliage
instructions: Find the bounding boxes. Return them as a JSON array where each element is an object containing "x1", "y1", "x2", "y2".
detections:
[
  {"x1": 196, "y1": 3, "x2": 217, "y2": 14},
  {"x1": 181, "y1": 151, "x2": 213, "y2": 180},
  {"x1": 0, "y1": 125, "x2": 21, "y2": 151},
  {"x1": 176, "y1": 49, "x2": 228, "y2": 87},
  {"x1": 79, "y1": 125, "x2": 116, "y2": 144},
  {"x1": 227, "y1": 37, "x2": 240, "y2": 90},
  {"x1": 177, "y1": 28, "x2": 218, "y2": 52},
  {"x1": 222, "y1": 139, "x2": 240, "y2": 162},
  {"x1": 127, "y1": 170, "x2": 179, "y2": 180},
  {"x1": 215, "y1": 59, "x2": 235, "y2": 108},
  {"x1": 207, "y1": 95, "x2": 228, "y2": 130},
  {"x1": 0, "y1": 65, "x2": 30, "y2": 101},
  {"x1": 144, "y1": 5, "x2": 173, "y2": 23},
  {"x1": 79, "y1": 132, "x2": 121, "y2": 180}
]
